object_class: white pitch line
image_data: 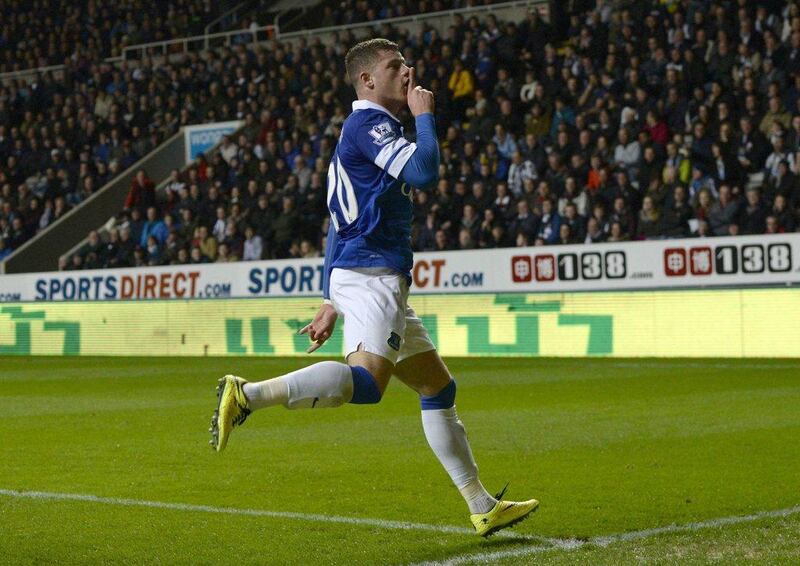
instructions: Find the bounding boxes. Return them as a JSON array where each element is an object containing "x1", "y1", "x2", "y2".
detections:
[
  {"x1": 0, "y1": 488, "x2": 549, "y2": 543},
  {"x1": 416, "y1": 504, "x2": 800, "y2": 565},
  {"x1": 606, "y1": 362, "x2": 800, "y2": 370}
]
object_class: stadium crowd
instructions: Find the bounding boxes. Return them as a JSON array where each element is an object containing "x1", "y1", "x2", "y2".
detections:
[
  {"x1": 1, "y1": 0, "x2": 800, "y2": 270},
  {"x1": 0, "y1": 0, "x2": 226, "y2": 73}
]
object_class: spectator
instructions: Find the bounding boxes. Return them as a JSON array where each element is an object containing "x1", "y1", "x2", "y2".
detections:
[
  {"x1": 584, "y1": 217, "x2": 605, "y2": 244},
  {"x1": 216, "y1": 243, "x2": 237, "y2": 263},
  {"x1": 636, "y1": 196, "x2": 660, "y2": 240},
  {"x1": 693, "y1": 188, "x2": 716, "y2": 227},
  {"x1": 561, "y1": 202, "x2": 585, "y2": 242},
  {"x1": 140, "y1": 206, "x2": 168, "y2": 247},
  {"x1": 772, "y1": 195, "x2": 797, "y2": 232},
  {"x1": 765, "y1": 136, "x2": 796, "y2": 182},
  {"x1": 145, "y1": 235, "x2": 162, "y2": 265},
  {"x1": 196, "y1": 226, "x2": 218, "y2": 261},
  {"x1": 759, "y1": 96, "x2": 792, "y2": 138},
  {"x1": 536, "y1": 199, "x2": 561, "y2": 245},
  {"x1": 709, "y1": 185, "x2": 740, "y2": 236},
  {"x1": 766, "y1": 159, "x2": 798, "y2": 203},
  {"x1": 711, "y1": 143, "x2": 743, "y2": 191},
  {"x1": 739, "y1": 187, "x2": 769, "y2": 234},
  {"x1": 300, "y1": 239, "x2": 319, "y2": 258},
  {"x1": 460, "y1": 204, "x2": 480, "y2": 243},
  {"x1": 272, "y1": 196, "x2": 300, "y2": 258},
  {"x1": 212, "y1": 206, "x2": 228, "y2": 243},
  {"x1": 613, "y1": 128, "x2": 641, "y2": 177},
  {"x1": 737, "y1": 117, "x2": 769, "y2": 174},
  {"x1": 190, "y1": 246, "x2": 209, "y2": 264},
  {"x1": 458, "y1": 228, "x2": 476, "y2": 250},
  {"x1": 556, "y1": 224, "x2": 573, "y2": 245},
  {"x1": 243, "y1": 226, "x2": 263, "y2": 261},
  {"x1": 607, "y1": 221, "x2": 628, "y2": 242},
  {"x1": 660, "y1": 186, "x2": 692, "y2": 238},
  {"x1": 508, "y1": 200, "x2": 538, "y2": 242},
  {"x1": 433, "y1": 229, "x2": 450, "y2": 251},
  {"x1": 448, "y1": 59, "x2": 475, "y2": 120},
  {"x1": 124, "y1": 170, "x2": 156, "y2": 211}
]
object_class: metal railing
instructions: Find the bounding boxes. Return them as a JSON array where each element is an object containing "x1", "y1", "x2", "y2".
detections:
[
  {"x1": 121, "y1": 24, "x2": 277, "y2": 61},
  {"x1": 0, "y1": 63, "x2": 69, "y2": 83},
  {"x1": 279, "y1": 0, "x2": 546, "y2": 39}
]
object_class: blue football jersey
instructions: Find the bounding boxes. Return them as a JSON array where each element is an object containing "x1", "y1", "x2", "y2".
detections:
[{"x1": 327, "y1": 100, "x2": 418, "y2": 278}]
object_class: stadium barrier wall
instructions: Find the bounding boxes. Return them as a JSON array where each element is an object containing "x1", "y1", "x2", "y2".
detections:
[
  {"x1": 0, "y1": 234, "x2": 798, "y2": 302},
  {"x1": 1, "y1": 288, "x2": 798, "y2": 357}
]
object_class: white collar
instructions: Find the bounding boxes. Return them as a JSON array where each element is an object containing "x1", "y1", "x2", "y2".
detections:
[{"x1": 352, "y1": 99, "x2": 401, "y2": 123}]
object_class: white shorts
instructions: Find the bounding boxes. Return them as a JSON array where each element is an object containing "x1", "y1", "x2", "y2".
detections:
[{"x1": 329, "y1": 267, "x2": 436, "y2": 365}]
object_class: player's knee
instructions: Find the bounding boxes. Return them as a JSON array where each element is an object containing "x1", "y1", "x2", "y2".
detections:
[
  {"x1": 349, "y1": 366, "x2": 383, "y2": 404},
  {"x1": 420, "y1": 379, "x2": 456, "y2": 410}
]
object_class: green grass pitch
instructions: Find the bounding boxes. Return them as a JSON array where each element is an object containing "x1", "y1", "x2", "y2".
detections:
[{"x1": 1, "y1": 356, "x2": 799, "y2": 564}]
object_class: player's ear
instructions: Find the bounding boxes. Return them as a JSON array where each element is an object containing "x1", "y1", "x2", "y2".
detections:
[{"x1": 360, "y1": 71, "x2": 374, "y2": 90}]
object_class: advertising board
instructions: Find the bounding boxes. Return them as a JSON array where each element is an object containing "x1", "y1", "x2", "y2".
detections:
[
  {"x1": 2, "y1": 289, "x2": 797, "y2": 357},
  {"x1": 183, "y1": 120, "x2": 243, "y2": 162}
]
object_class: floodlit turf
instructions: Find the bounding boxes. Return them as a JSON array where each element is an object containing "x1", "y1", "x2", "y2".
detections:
[{"x1": 1, "y1": 356, "x2": 799, "y2": 565}]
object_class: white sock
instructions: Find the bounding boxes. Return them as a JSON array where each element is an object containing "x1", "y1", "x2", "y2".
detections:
[
  {"x1": 242, "y1": 361, "x2": 353, "y2": 410},
  {"x1": 242, "y1": 378, "x2": 288, "y2": 410},
  {"x1": 458, "y1": 477, "x2": 497, "y2": 515},
  {"x1": 421, "y1": 406, "x2": 497, "y2": 514}
]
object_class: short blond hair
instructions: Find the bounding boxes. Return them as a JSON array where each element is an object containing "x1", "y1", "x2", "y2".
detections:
[{"x1": 344, "y1": 38, "x2": 400, "y2": 86}]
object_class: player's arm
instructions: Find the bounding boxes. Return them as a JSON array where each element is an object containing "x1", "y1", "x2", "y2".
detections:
[
  {"x1": 399, "y1": 66, "x2": 439, "y2": 188},
  {"x1": 300, "y1": 221, "x2": 338, "y2": 353},
  {"x1": 397, "y1": 112, "x2": 439, "y2": 188}
]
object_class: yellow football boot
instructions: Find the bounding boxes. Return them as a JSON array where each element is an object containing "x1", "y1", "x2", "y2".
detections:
[
  {"x1": 209, "y1": 375, "x2": 251, "y2": 452},
  {"x1": 470, "y1": 485, "x2": 539, "y2": 537}
]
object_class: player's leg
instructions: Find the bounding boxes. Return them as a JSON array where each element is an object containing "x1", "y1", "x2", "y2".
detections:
[
  {"x1": 211, "y1": 354, "x2": 391, "y2": 452},
  {"x1": 210, "y1": 268, "x2": 402, "y2": 451},
  {"x1": 394, "y1": 312, "x2": 539, "y2": 535},
  {"x1": 393, "y1": 347, "x2": 498, "y2": 514}
]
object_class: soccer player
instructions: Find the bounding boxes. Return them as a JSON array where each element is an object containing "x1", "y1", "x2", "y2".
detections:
[{"x1": 210, "y1": 38, "x2": 538, "y2": 536}]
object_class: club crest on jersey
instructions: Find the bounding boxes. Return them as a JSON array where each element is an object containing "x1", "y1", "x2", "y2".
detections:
[
  {"x1": 387, "y1": 331, "x2": 402, "y2": 351},
  {"x1": 368, "y1": 122, "x2": 397, "y2": 145}
]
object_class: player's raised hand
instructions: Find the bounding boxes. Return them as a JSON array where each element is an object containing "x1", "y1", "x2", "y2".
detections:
[
  {"x1": 406, "y1": 66, "x2": 434, "y2": 116},
  {"x1": 299, "y1": 303, "x2": 338, "y2": 353}
]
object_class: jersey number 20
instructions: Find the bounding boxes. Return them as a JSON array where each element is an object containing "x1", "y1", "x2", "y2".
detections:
[{"x1": 327, "y1": 155, "x2": 359, "y2": 231}]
